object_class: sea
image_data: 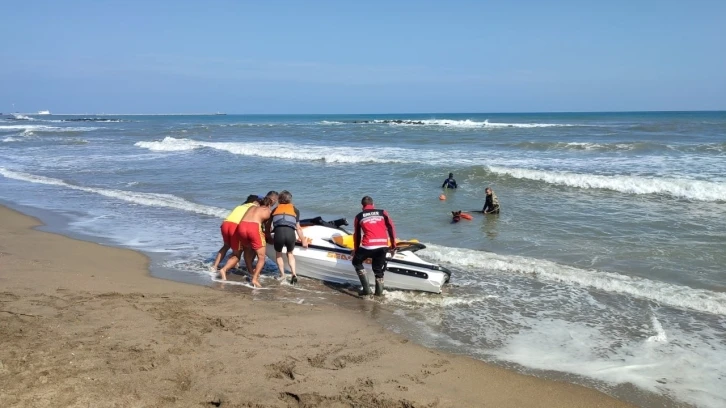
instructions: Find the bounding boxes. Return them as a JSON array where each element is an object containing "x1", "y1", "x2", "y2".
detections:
[{"x1": 1, "y1": 112, "x2": 725, "y2": 407}]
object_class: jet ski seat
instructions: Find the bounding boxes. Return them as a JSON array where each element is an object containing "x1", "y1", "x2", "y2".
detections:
[{"x1": 332, "y1": 234, "x2": 354, "y2": 249}]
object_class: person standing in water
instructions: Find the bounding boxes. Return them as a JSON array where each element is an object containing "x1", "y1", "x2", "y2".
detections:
[
  {"x1": 442, "y1": 172, "x2": 458, "y2": 189},
  {"x1": 352, "y1": 196, "x2": 397, "y2": 296},
  {"x1": 482, "y1": 187, "x2": 500, "y2": 214},
  {"x1": 265, "y1": 190, "x2": 308, "y2": 284},
  {"x1": 213, "y1": 194, "x2": 259, "y2": 280},
  {"x1": 238, "y1": 196, "x2": 275, "y2": 287}
]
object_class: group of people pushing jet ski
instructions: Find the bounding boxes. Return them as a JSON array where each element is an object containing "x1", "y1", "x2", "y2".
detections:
[
  {"x1": 211, "y1": 174, "x2": 498, "y2": 293},
  {"x1": 211, "y1": 190, "x2": 397, "y2": 296}
]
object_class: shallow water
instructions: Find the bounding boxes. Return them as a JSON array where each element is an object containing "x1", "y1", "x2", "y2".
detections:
[{"x1": 1, "y1": 112, "x2": 725, "y2": 407}]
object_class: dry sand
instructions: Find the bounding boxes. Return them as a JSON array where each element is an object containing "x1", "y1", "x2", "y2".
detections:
[{"x1": 0, "y1": 205, "x2": 632, "y2": 407}]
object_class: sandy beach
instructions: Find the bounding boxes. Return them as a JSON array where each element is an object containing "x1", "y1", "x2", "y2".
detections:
[{"x1": 0, "y1": 205, "x2": 632, "y2": 408}]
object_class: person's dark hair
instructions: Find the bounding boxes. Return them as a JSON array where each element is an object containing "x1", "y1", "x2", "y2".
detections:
[
  {"x1": 361, "y1": 196, "x2": 373, "y2": 206},
  {"x1": 260, "y1": 196, "x2": 274, "y2": 207},
  {"x1": 449, "y1": 172, "x2": 453, "y2": 178},
  {"x1": 266, "y1": 190, "x2": 279, "y2": 198},
  {"x1": 278, "y1": 190, "x2": 292, "y2": 204},
  {"x1": 244, "y1": 194, "x2": 259, "y2": 204}
]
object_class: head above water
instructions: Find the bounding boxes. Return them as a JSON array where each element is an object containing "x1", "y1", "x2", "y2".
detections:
[
  {"x1": 361, "y1": 195, "x2": 373, "y2": 207},
  {"x1": 278, "y1": 190, "x2": 292, "y2": 204},
  {"x1": 244, "y1": 194, "x2": 259, "y2": 204},
  {"x1": 449, "y1": 173, "x2": 454, "y2": 178},
  {"x1": 486, "y1": 187, "x2": 493, "y2": 195}
]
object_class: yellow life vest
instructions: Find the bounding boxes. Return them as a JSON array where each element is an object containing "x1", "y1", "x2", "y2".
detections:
[{"x1": 224, "y1": 202, "x2": 255, "y2": 224}]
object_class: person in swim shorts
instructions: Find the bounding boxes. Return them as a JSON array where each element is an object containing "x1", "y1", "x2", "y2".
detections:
[
  {"x1": 213, "y1": 194, "x2": 259, "y2": 280},
  {"x1": 265, "y1": 190, "x2": 308, "y2": 283},
  {"x1": 237, "y1": 195, "x2": 275, "y2": 287}
]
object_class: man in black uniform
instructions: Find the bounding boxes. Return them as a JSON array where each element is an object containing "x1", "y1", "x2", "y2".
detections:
[
  {"x1": 482, "y1": 187, "x2": 500, "y2": 214},
  {"x1": 442, "y1": 172, "x2": 458, "y2": 189}
]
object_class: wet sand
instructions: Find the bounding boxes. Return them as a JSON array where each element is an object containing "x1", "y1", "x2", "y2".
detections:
[{"x1": 0, "y1": 205, "x2": 632, "y2": 407}]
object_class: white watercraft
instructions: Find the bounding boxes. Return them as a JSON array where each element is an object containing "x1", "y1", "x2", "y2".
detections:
[
  {"x1": 37, "y1": 110, "x2": 51, "y2": 115},
  {"x1": 266, "y1": 217, "x2": 451, "y2": 294}
]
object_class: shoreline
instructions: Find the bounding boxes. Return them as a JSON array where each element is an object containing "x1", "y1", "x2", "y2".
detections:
[{"x1": 0, "y1": 204, "x2": 633, "y2": 407}]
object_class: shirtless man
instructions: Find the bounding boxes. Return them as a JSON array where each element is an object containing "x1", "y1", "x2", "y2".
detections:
[
  {"x1": 237, "y1": 196, "x2": 275, "y2": 287},
  {"x1": 213, "y1": 194, "x2": 259, "y2": 280}
]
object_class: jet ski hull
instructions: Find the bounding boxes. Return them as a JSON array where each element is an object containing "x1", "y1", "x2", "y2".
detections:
[{"x1": 266, "y1": 224, "x2": 450, "y2": 294}]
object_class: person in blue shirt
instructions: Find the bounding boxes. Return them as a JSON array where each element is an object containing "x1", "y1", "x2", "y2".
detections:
[{"x1": 442, "y1": 173, "x2": 458, "y2": 189}]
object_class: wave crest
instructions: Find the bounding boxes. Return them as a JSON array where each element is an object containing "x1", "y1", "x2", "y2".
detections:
[
  {"x1": 322, "y1": 119, "x2": 580, "y2": 128},
  {"x1": 0, "y1": 168, "x2": 228, "y2": 218},
  {"x1": 489, "y1": 166, "x2": 726, "y2": 202},
  {"x1": 134, "y1": 137, "x2": 402, "y2": 164},
  {"x1": 0, "y1": 125, "x2": 99, "y2": 133},
  {"x1": 422, "y1": 244, "x2": 726, "y2": 316}
]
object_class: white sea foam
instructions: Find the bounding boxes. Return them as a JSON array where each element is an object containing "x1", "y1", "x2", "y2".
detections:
[
  {"x1": 0, "y1": 125, "x2": 99, "y2": 133},
  {"x1": 134, "y1": 137, "x2": 405, "y2": 164},
  {"x1": 133, "y1": 138, "x2": 725, "y2": 202},
  {"x1": 481, "y1": 119, "x2": 574, "y2": 128},
  {"x1": 11, "y1": 114, "x2": 35, "y2": 121},
  {"x1": 488, "y1": 166, "x2": 726, "y2": 202},
  {"x1": 646, "y1": 314, "x2": 668, "y2": 343},
  {"x1": 383, "y1": 290, "x2": 493, "y2": 306},
  {"x1": 566, "y1": 142, "x2": 636, "y2": 151},
  {"x1": 421, "y1": 244, "x2": 726, "y2": 316},
  {"x1": 0, "y1": 168, "x2": 229, "y2": 218},
  {"x1": 135, "y1": 137, "x2": 200, "y2": 151},
  {"x1": 493, "y1": 315, "x2": 726, "y2": 408},
  {"x1": 318, "y1": 119, "x2": 581, "y2": 128},
  {"x1": 2, "y1": 137, "x2": 20, "y2": 142},
  {"x1": 369, "y1": 119, "x2": 578, "y2": 128}
]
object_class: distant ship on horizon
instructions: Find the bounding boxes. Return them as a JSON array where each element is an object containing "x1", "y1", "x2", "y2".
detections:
[
  {"x1": 215, "y1": 112, "x2": 226, "y2": 115},
  {"x1": 37, "y1": 110, "x2": 51, "y2": 115}
]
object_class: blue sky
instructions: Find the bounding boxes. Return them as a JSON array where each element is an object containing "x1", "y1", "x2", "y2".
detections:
[{"x1": 2, "y1": 0, "x2": 725, "y2": 114}]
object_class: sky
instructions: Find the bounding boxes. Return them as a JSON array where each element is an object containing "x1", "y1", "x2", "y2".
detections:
[{"x1": 1, "y1": 0, "x2": 725, "y2": 114}]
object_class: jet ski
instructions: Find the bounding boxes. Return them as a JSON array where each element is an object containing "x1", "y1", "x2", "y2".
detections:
[{"x1": 266, "y1": 217, "x2": 451, "y2": 294}]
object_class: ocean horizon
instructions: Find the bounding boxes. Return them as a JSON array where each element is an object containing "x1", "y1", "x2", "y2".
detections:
[{"x1": 5, "y1": 109, "x2": 726, "y2": 116}]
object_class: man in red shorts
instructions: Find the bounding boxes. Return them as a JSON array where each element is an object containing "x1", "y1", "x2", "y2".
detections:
[
  {"x1": 213, "y1": 194, "x2": 259, "y2": 280},
  {"x1": 237, "y1": 195, "x2": 275, "y2": 287}
]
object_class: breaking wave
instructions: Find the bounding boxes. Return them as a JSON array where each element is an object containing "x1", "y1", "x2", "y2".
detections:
[
  {"x1": 488, "y1": 166, "x2": 726, "y2": 202},
  {"x1": 422, "y1": 244, "x2": 726, "y2": 316},
  {"x1": 134, "y1": 137, "x2": 404, "y2": 164},
  {"x1": 62, "y1": 118, "x2": 125, "y2": 123},
  {"x1": 10, "y1": 114, "x2": 35, "y2": 121},
  {"x1": 322, "y1": 119, "x2": 582, "y2": 128},
  {"x1": 511, "y1": 141, "x2": 726, "y2": 153},
  {"x1": 0, "y1": 125, "x2": 100, "y2": 134},
  {"x1": 0, "y1": 168, "x2": 228, "y2": 218}
]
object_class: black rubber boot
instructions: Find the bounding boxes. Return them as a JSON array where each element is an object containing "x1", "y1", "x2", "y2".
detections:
[
  {"x1": 374, "y1": 278, "x2": 384, "y2": 296},
  {"x1": 357, "y1": 271, "x2": 372, "y2": 296}
]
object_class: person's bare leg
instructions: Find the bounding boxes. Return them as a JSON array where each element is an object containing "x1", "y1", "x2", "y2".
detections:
[
  {"x1": 243, "y1": 247, "x2": 254, "y2": 280},
  {"x1": 287, "y1": 252, "x2": 299, "y2": 284},
  {"x1": 251, "y1": 247, "x2": 266, "y2": 287},
  {"x1": 287, "y1": 252, "x2": 297, "y2": 278},
  {"x1": 275, "y1": 252, "x2": 286, "y2": 279},
  {"x1": 218, "y1": 249, "x2": 241, "y2": 280},
  {"x1": 212, "y1": 244, "x2": 230, "y2": 270}
]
